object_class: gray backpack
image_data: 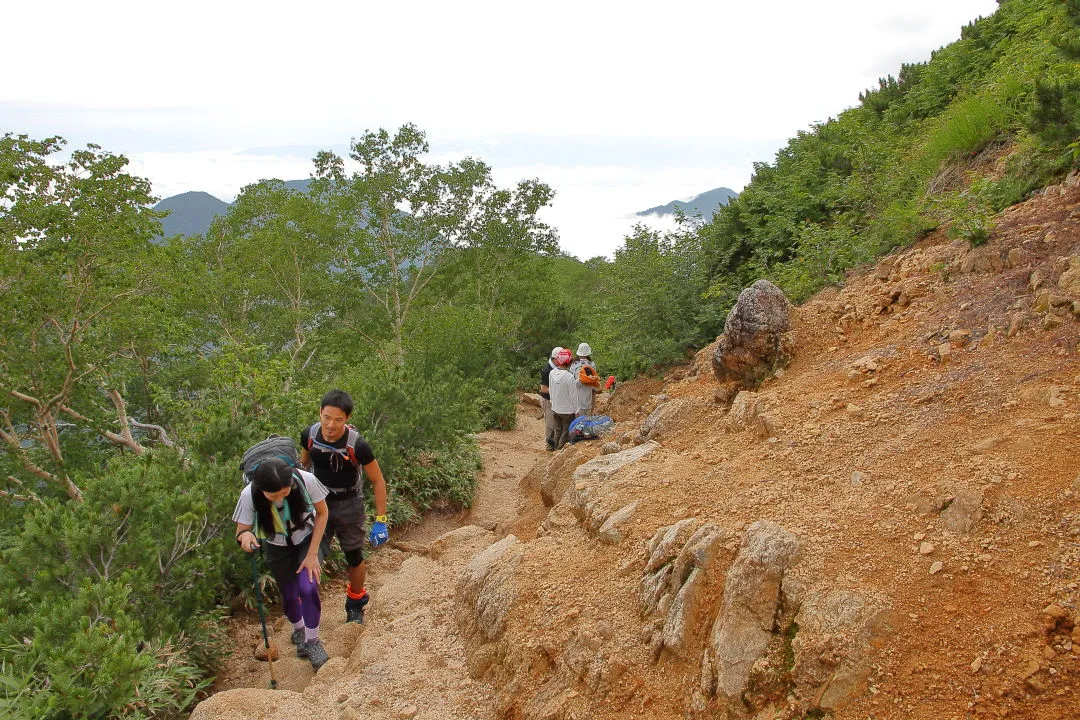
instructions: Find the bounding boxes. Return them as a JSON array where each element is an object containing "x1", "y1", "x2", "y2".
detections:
[{"x1": 240, "y1": 435, "x2": 300, "y2": 484}]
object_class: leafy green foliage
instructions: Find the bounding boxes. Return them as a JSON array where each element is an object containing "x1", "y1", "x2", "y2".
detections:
[
  {"x1": 582, "y1": 223, "x2": 707, "y2": 377},
  {"x1": 931, "y1": 177, "x2": 998, "y2": 246},
  {"x1": 0, "y1": 454, "x2": 233, "y2": 718},
  {"x1": 5, "y1": 3, "x2": 1080, "y2": 715}
]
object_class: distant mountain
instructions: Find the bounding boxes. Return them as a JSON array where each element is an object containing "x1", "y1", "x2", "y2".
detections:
[
  {"x1": 154, "y1": 179, "x2": 312, "y2": 238},
  {"x1": 155, "y1": 191, "x2": 230, "y2": 238},
  {"x1": 636, "y1": 187, "x2": 737, "y2": 222}
]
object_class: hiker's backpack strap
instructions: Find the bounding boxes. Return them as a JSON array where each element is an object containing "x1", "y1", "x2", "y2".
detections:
[
  {"x1": 345, "y1": 426, "x2": 360, "y2": 466},
  {"x1": 306, "y1": 423, "x2": 321, "y2": 451},
  {"x1": 292, "y1": 470, "x2": 315, "y2": 516}
]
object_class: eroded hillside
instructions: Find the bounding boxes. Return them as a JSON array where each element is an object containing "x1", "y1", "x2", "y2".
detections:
[{"x1": 195, "y1": 175, "x2": 1079, "y2": 720}]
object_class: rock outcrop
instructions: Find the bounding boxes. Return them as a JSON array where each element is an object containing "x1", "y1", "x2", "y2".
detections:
[
  {"x1": 639, "y1": 521, "x2": 732, "y2": 659},
  {"x1": 712, "y1": 280, "x2": 795, "y2": 389},
  {"x1": 456, "y1": 535, "x2": 524, "y2": 678},
  {"x1": 792, "y1": 589, "x2": 895, "y2": 711},
  {"x1": 700, "y1": 521, "x2": 802, "y2": 713}
]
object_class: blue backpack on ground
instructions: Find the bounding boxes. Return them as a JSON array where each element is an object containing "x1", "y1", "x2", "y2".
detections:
[{"x1": 568, "y1": 415, "x2": 615, "y2": 443}]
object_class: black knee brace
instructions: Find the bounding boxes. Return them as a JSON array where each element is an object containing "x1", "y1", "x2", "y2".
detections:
[{"x1": 344, "y1": 548, "x2": 364, "y2": 567}]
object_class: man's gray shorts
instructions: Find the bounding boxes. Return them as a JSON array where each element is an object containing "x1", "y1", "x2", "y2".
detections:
[{"x1": 324, "y1": 492, "x2": 366, "y2": 552}]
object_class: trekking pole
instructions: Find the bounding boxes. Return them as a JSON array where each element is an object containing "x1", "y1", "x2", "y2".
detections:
[{"x1": 250, "y1": 551, "x2": 278, "y2": 690}]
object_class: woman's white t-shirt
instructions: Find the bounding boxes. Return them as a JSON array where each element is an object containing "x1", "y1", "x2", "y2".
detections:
[{"x1": 232, "y1": 469, "x2": 328, "y2": 547}]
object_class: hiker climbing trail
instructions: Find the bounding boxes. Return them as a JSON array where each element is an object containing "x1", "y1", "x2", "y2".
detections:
[{"x1": 198, "y1": 405, "x2": 549, "y2": 718}]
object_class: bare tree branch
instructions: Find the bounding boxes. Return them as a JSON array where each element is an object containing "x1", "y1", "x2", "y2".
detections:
[
  {"x1": 82, "y1": 509, "x2": 132, "y2": 583},
  {"x1": 1, "y1": 476, "x2": 44, "y2": 506},
  {"x1": 127, "y1": 419, "x2": 178, "y2": 449}
]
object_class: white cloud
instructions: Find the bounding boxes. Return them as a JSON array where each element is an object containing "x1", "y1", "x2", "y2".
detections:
[{"x1": 5, "y1": 0, "x2": 1001, "y2": 258}]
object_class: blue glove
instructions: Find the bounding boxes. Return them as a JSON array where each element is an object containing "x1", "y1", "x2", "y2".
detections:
[{"x1": 369, "y1": 518, "x2": 389, "y2": 547}]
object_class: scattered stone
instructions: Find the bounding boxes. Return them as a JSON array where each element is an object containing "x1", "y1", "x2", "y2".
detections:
[
  {"x1": 936, "y1": 343, "x2": 952, "y2": 363},
  {"x1": 253, "y1": 641, "x2": 280, "y2": 661},
  {"x1": 929, "y1": 561, "x2": 944, "y2": 575},
  {"x1": 1030, "y1": 270, "x2": 1045, "y2": 292},
  {"x1": 521, "y1": 393, "x2": 543, "y2": 408},
  {"x1": 941, "y1": 488, "x2": 984, "y2": 534},
  {"x1": 1058, "y1": 255, "x2": 1080, "y2": 294},
  {"x1": 598, "y1": 501, "x2": 639, "y2": 545},
  {"x1": 967, "y1": 437, "x2": 1001, "y2": 455},
  {"x1": 1008, "y1": 314, "x2": 1025, "y2": 337},
  {"x1": 727, "y1": 391, "x2": 764, "y2": 431},
  {"x1": 396, "y1": 705, "x2": 419, "y2": 719},
  {"x1": 913, "y1": 532, "x2": 926, "y2": 541},
  {"x1": 948, "y1": 329, "x2": 971, "y2": 346},
  {"x1": 919, "y1": 542, "x2": 935, "y2": 555},
  {"x1": 874, "y1": 256, "x2": 895, "y2": 281},
  {"x1": 599, "y1": 441, "x2": 621, "y2": 455},
  {"x1": 755, "y1": 413, "x2": 777, "y2": 439},
  {"x1": 714, "y1": 382, "x2": 740, "y2": 406},
  {"x1": 1029, "y1": 540, "x2": 1044, "y2": 548},
  {"x1": 971, "y1": 656, "x2": 983, "y2": 673}
]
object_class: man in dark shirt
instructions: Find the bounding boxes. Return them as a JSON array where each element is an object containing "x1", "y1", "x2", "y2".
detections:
[
  {"x1": 300, "y1": 389, "x2": 389, "y2": 624},
  {"x1": 540, "y1": 347, "x2": 562, "y2": 451}
]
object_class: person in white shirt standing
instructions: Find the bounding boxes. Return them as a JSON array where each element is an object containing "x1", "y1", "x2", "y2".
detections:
[
  {"x1": 548, "y1": 348, "x2": 577, "y2": 449},
  {"x1": 539, "y1": 346, "x2": 563, "y2": 451}
]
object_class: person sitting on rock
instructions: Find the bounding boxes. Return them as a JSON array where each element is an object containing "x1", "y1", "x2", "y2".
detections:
[{"x1": 234, "y1": 457, "x2": 331, "y2": 670}]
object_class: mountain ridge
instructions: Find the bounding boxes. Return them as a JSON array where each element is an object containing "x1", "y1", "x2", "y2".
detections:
[
  {"x1": 153, "y1": 179, "x2": 311, "y2": 238},
  {"x1": 636, "y1": 186, "x2": 737, "y2": 222}
]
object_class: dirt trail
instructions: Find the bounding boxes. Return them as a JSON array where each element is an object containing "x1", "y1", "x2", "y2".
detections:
[{"x1": 202, "y1": 406, "x2": 548, "y2": 719}]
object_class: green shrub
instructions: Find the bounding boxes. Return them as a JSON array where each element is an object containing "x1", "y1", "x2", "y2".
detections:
[
  {"x1": 0, "y1": 454, "x2": 235, "y2": 719},
  {"x1": 931, "y1": 176, "x2": 998, "y2": 246},
  {"x1": 919, "y1": 91, "x2": 1018, "y2": 171}
]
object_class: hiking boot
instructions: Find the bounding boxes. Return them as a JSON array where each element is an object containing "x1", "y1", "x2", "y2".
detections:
[
  {"x1": 291, "y1": 629, "x2": 308, "y2": 657},
  {"x1": 345, "y1": 604, "x2": 365, "y2": 624},
  {"x1": 303, "y1": 639, "x2": 329, "y2": 670},
  {"x1": 345, "y1": 591, "x2": 369, "y2": 624}
]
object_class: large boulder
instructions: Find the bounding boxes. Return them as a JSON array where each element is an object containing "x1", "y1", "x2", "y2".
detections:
[{"x1": 712, "y1": 280, "x2": 795, "y2": 388}]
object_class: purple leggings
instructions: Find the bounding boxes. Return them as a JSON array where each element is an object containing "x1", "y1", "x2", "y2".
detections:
[
  {"x1": 264, "y1": 538, "x2": 321, "y2": 630},
  {"x1": 277, "y1": 570, "x2": 321, "y2": 630}
]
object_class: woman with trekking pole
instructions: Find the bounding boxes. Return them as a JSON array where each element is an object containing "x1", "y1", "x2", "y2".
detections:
[{"x1": 234, "y1": 457, "x2": 331, "y2": 671}]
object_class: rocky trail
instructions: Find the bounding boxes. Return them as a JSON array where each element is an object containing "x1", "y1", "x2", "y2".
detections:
[
  {"x1": 195, "y1": 176, "x2": 1080, "y2": 720},
  {"x1": 196, "y1": 411, "x2": 549, "y2": 719}
]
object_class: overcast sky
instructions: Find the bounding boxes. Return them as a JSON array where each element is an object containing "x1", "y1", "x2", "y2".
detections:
[{"x1": 4, "y1": 0, "x2": 1000, "y2": 258}]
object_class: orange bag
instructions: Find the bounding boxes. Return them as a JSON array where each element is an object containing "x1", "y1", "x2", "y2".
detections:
[{"x1": 578, "y1": 364, "x2": 600, "y2": 386}]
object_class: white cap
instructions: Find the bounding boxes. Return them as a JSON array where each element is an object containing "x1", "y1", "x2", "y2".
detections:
[
  {"x1": 577, "y1": 343, "x2": 593, "y2": 357},
  {"x1": 550, "y1": 346, "x2": 565, "y2": 359}
]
